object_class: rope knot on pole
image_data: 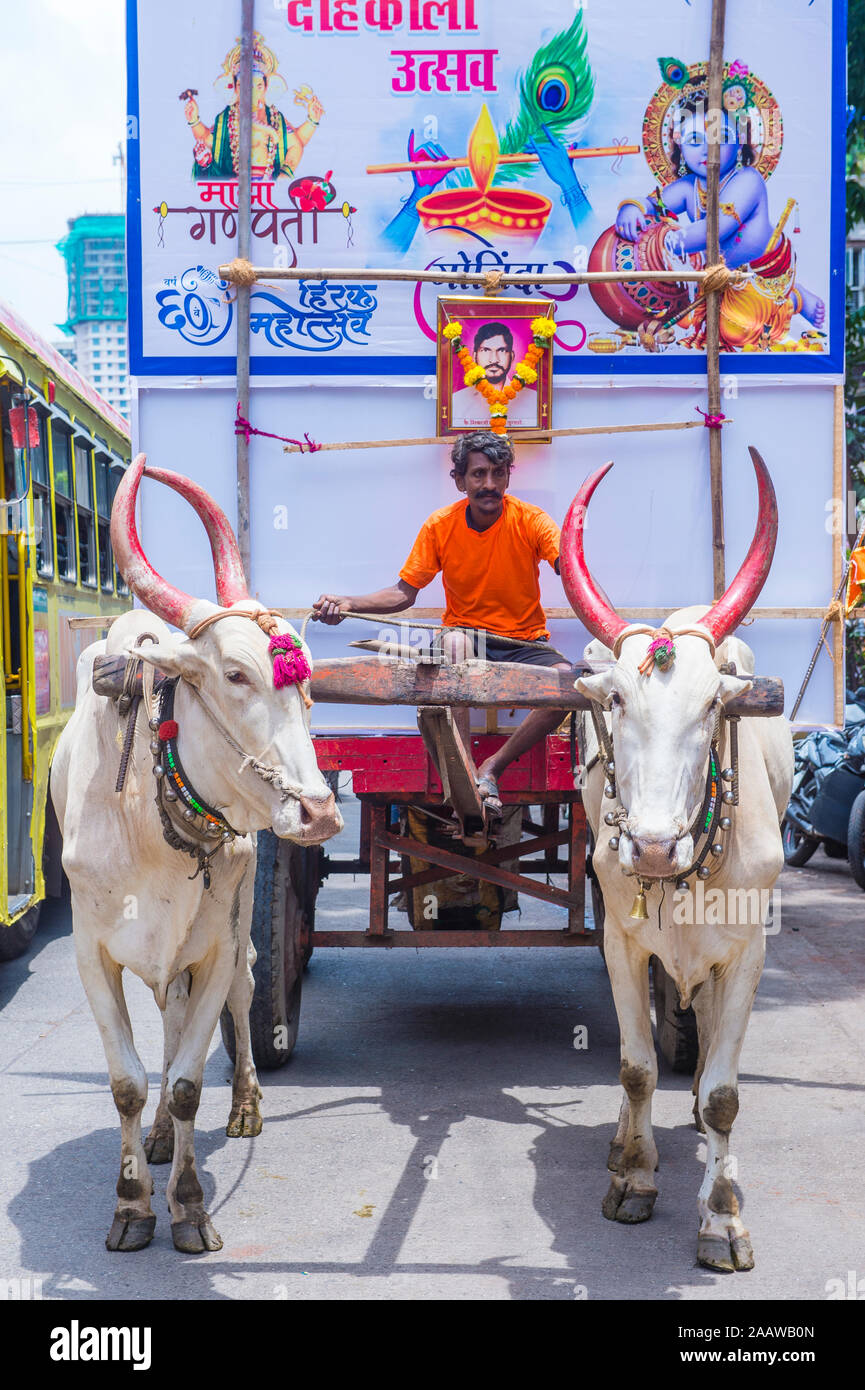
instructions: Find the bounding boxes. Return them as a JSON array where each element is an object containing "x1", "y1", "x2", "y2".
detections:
[
  {"x1": 223, "y1": 257, "x2": 258, "y2": 288},
  {"x1": 482, "y1": 269, "x2": 505, "y2": 295},
  {"x1": 702, "y1": 262, "x2": 735, "y2": 296}
]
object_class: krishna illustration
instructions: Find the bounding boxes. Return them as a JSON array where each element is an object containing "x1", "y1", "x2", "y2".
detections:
[
  {"x1": 589, "y1": 58, "x2": 825, "y2": 351},
  {"x1": 182, "y1": 31, "x2": 324, "y2": 181}
]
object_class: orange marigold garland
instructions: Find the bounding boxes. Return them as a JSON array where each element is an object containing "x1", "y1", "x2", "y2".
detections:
[{"x1": 443, "y1": 314, "x2": 555, "y2": 436}]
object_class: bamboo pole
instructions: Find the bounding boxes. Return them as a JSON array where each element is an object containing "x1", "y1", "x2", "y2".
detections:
[
  {"x1": 281, "y1": 417, "x2": 710, "y2": 455},
  {"x1": 706, "y1": 0, "x2": 727, "y2": 598},
  {"x1": 235, "y1": 0, "x2": 255, "y2": 588},
  {"x1": 218, "y1": 262, "x2": 740, "y2": 288}
]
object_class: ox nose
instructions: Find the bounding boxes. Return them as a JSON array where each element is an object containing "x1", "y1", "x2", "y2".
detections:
[
  {"x1": 630, "y1": 835, "x2": 681, "y2": 879},
  {"x1": 298, "y1": 792, "x2": 343, "y2": 842}
]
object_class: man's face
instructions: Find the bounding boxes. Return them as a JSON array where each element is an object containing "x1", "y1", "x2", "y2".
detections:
[
  {"x1": 474, "y1": 332, "x2": 513, "y2": 386},
  {"x1": 455, "y1": 451, "x2": 511, "y2": 516}
]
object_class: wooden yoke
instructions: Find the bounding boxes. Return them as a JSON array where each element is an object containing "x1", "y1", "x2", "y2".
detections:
[{"x1": 309, "y1": 656, "x2": 785, "y2": 718}]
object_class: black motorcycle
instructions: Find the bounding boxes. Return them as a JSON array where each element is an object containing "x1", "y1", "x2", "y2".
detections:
[{"x1": 783, "y1": 701, "x2": 865, "y2": 887}]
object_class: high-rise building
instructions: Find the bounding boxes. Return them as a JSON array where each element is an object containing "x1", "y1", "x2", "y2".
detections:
[{"x1": 56, "y1": 214, "x2": 129, "y2": 416}]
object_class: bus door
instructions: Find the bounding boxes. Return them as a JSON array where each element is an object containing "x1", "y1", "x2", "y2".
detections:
[{"x1": 1, "y1": 388, "x2": 35, "y2": 917}]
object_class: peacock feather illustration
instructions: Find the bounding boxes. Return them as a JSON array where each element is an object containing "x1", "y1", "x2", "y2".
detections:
[
  {"x1": 451, "y1": 12, "x2": 595, "y2": 187},
  {"x1": 658, "y1": 56, "x2": 690, "y2": 89}
]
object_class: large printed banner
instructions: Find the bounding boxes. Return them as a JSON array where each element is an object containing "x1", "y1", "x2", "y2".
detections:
[{"x1": 127, "y1": 0, "x2": 845, "y2": 377}]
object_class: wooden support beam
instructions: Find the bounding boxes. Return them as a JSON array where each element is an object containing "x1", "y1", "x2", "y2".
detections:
[
  {"x1": 416, "y1": 705, "x2": 485, "y2": 843},
  {"x1": 706, "y1": 0, "x2": 728, "y2": 598},
  {"x1": 374, "y1": 829, "x2": 580, "y2": 911}
]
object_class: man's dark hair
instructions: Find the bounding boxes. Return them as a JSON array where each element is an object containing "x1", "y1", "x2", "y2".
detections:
[
  {"x1": 449, "y1": 431, "x2": 515, "y2": 479},
  {"x1": 473, "y1": 321, "x2": 514, "y2": 355}
]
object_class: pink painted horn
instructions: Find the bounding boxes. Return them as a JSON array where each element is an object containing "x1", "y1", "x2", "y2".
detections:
[
  {"x1": 559, "y1": 460, "x2": 629, "y2": 650},
  {"x1": 700, "y1": 446, "x2": 777, "y2": 643},
  {"x1": 143, "y1": 466, "x2": 249, "y2": 608},
  {"x1": 110, "y1": 455, "x2": 249, "y2": 631},
  {"x1": 560, "y1": 448, "x2": 777, "y2": 650}
]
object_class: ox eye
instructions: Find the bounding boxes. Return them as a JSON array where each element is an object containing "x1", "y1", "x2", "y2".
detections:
[
  {"x1": 226, "y1": 670, "x2": 249, "y2": 685},
  {"x1": 610, "y1": 691, "x2": 622, "y2": 709}
]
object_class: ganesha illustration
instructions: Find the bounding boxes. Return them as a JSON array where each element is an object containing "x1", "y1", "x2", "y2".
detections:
[{"x1": 181, "y1": 30, "x2": 324, "y2": 182}]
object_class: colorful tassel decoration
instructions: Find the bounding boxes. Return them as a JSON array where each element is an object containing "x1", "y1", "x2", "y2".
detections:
[
  {"x1": 158, "y1": 720, "x2": 179, "y2": 741},
  {"x1": 268, "y1": 632, "x2": 312, "y2": 689}
]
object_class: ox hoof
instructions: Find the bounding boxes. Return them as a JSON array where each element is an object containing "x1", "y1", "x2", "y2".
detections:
[
  {"x1": 143, "y1": 1126, "x2": 174, "y2": 1165},
  {"x1": 602, "y1": 1175, "x2": 657, "y2": 1224},
  {"x1": 697, "y1": 1231, "x2": 754, "y2": 1272},
  {"x1": 171, "y1": 1215, "x2": 223, "y2": 1254},
  {"x1": 106, "y1": 1213, "x2": 156, "y2": 1252},
  {"x1": 226, "y1": 1101, "x2": 262, "y2": 1139}
]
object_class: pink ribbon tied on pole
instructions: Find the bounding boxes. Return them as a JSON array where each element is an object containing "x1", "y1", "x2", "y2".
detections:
[
  {"x1": 696, "y1": 406, "x2": 727, "y2": 429},
  {"x1": 234, "y1": 403, "x2": 320, "y2": 453}
]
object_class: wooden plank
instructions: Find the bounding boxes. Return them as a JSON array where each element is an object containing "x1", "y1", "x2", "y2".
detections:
[
  {"x1": 417, "y1": 705, "x2": 484, "y2": 838},
  {"x1": 368, "y1": 804, "x2": 391, "y2": 936},
  {"x1": 310, "y1": 657, "x2": 785, "y2": 717},
  {"x1": 567, "y1": 802, "x2": 587, "y2": 935},
  {"x1": 310, "y1": 930, "x2": 599, "y2": 948}
]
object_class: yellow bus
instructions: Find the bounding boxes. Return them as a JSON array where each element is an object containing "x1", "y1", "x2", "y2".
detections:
[{"x1": 1, "y1": 300, "x2": 131, "y2": 960}]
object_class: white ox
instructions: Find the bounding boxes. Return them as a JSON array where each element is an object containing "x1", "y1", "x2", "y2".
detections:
[
  {"x1": 560, "y1": 448, "x2": 793, "y2": 1273},
  {"x1": 51, "y1": 458, "x2": 342, "y2": 1254}
]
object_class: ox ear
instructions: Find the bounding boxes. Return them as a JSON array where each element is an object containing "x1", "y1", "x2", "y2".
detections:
[
  {"x1": 134, "y1": 640, "x2": 209, "y2": 688},
  {"x1": 575, "y1": 670, "x2": 615, "y2": 708},
  {"x1": 719, "y1": 673, "x2": 753, "y2": 706}
]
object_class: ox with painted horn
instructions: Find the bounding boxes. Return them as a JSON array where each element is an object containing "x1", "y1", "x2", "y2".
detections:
[
  {"x1": 51, "y1": 456, "x2": 342, "y2": 1255},
  {"x1": 562, "y1": 447, "x2": 793, "y2": 1272}
]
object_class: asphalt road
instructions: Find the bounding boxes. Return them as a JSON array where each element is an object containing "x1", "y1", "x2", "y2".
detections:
[{"x1": 1, "y1": 803, "x2": 863, "y2": 1302}]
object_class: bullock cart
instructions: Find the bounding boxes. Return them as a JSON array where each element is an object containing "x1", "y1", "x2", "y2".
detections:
[{"x1": 219, "y1": 653, "x2": 784, "y2": 1071}]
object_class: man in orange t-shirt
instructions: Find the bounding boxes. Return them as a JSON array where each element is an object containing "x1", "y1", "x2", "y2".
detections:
[{"x1": 312, "y1": 431, "x2": 572, "y2": 814}]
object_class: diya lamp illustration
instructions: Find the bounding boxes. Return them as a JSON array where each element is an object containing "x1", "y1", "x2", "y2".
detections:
[{"x1": 415, "y1": 105, "x2": 552, "y2": 242}]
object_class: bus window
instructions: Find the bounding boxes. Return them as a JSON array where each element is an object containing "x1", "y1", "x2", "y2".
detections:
[
  {"x1": 52, "y1": 421, "x2": 76, "y2": 583},
  {"x1": 109, "y1": 460, "x2": 129, "y2": 593},
  {"x1": 95, "y1": 453, "x2": 114, "y2": 592},
  {"x1": 29, "y1": 407, "x2": 53, "y2": 577},
  {"x1": 74, "y1": 437, "x2": 97, "y2": 587}
]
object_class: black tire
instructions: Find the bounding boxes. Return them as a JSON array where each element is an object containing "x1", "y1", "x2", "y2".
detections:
[
  {"x1": 292, "y1": 845, "x2": 322, "y2": 969},
  {"x1": 782, "y1": 817, "x2": 819, "y2": 867},
  {"x1": 220, "y1": 832, "x2": 305, "y2": 1071},
  {"x1": 0, "y1": 903, "x2": 41, "y2": 962},
  {"x1": 590, "y1": 875, "x2": 605, "y2": 962},
  {"x1": 652, "y1": 956, "x2": 699, "y2": 1074},
  {"x1": 848, "y1": 791, "x2": 865, "y2": 890}
]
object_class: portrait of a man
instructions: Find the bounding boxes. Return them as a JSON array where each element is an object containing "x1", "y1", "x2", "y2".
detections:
[{"x1": 450, "y1": 321, "x2": 540, "y2": 430}]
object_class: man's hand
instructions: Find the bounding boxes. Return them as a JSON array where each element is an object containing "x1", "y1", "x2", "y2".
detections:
[{"x1": 312, "y1": 594, "x2": 352, "y2": 625}]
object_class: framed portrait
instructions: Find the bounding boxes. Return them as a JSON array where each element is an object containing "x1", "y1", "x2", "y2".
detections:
[{"x1": 436, "y1": 296, "x2": 555, "y2": 441}]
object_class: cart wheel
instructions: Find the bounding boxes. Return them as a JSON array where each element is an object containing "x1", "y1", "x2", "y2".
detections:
[
  {"x1": 847, "y1": 791, "x2": 865, "y2": 891},
  {"x1": 292, "y1": 845, "x2": 322, "y2": 969},
  {"x1": 0, "y1": 903, "x2": 41, "y2": 962},
  {"x1": 782, "y1": 817, "x2": 818, "y2": 867},
  {"x1": 586, "y1": 831, "x2": 605, "y2": 961},
  {"x1": 220, "y1": 831, "x2": 305, "y2": 1071},
  {"x1": 589, "y1": 875, "x2": 605, "y2": 962},
  {"x1": 652, "y1": 956, "x2": 699, "y2": 1074}
]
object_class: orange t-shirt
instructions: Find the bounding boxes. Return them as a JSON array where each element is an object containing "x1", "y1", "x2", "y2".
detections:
[{"x1": 399, "y1": 494, "x2": 560, "y2": 641}]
